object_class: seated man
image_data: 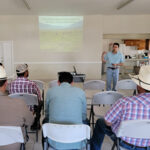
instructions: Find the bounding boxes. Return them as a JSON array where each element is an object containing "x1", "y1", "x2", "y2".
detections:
[
  {"x1": 91, "y1": 65, "x2": 150, "y2": 150},
  {"x1": 9, "y1": 64, "x2": 43, "y2": 130},
  {"x1": 0, "y1": 66, "x2": 33, "y2": 150},
  {"x1": 44, "y1": 72, "x2": 87, "y2": 149}
]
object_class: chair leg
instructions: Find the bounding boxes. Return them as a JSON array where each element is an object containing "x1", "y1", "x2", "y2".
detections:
[
  {"x1": 111, "y1": 140, "x2": 117, "y2": 150},
  {"x1": 91, "y1": 108, "x2": 95, "y2": 130},
  {"x1": 86, "y1": 140, "x2": 90, "y2": 150},
  {"x1": 44, "y1": 138, "x2": 48, "y2": 150},
  {"x1": 42, "y1": 90, "x2": 44, "y2": 115},
  {"x1": 36, "y1": 129, "x2": 38, "y2": 142},
  {"x1": 117, "y1": 138, "x2": 120, "y2": 150},
  {"x1": 89, "y1": 106, "x2": 92, "y2": 126},
  {"x1": 20, "y1": 143, "x2": 25, "y2": 150}
]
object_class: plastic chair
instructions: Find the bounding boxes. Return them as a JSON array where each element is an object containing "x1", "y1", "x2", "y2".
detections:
[
  {"x1": 32, "y1": 80, "x2": 45, "y2": 114},
  {"x1": 0, "y1": 126, "x2": 25, "y2": 150},
  {"x1": 83, "y1": 80, "x2": 105, "y2": 91},
  {"x1": 113, "y1": 120, "x2": 150, "y2": 150},
  {"x1": 90, "y1": 91, "x2": 124, "y2": 130},
  {"x1": 9, "y1": 93, "x2": 39, "y2": 142},
  {"x1": 83, "y1": 80, "x2": 106, "y2": 108},
  {"x1": 48, "y1": 80, "x2": 58, "y2": 88},
  {"x1": 116, "y1": 79, "x2": 137, "y2": 96},
  {"x1": 42, "y1": 123, "x2": 90, "y2": 150},
  {"x1": 9, "y1": 93, "x2": 38, "y2": 106}
]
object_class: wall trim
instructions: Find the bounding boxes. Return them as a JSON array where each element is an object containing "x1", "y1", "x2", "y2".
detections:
[{"x1": 14, "y1": 61, "x2": 102, "y2": 64}]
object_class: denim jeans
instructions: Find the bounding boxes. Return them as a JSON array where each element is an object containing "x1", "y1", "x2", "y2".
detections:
[
  {"x1": 106, "y1": 68, "x2": 119, "y2": 91},
  {"x1": 120, "y1": 140, "x2": 150, "y2": 150},
  {"x1": 90, "y1": 118, "x2": 116, "y2": 150}
]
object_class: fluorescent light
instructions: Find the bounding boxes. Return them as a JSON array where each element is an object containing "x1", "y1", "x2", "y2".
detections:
[{"x1": 117, "y1": 0, "x2": 134, "y2": 10}]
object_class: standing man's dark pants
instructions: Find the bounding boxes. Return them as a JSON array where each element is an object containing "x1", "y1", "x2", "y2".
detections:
[{"x1": 91, "y1": 118, "x2": 116, "y2": 150}]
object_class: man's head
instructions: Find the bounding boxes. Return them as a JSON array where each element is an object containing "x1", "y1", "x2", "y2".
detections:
[
  {"x1": 113, "y1": 43, "x2": 119, "y2": 53},
  {"x1": 58, "y1": 72, "x2": 73, "y2": 85},
  {"x1": 0, "y1": 66, "x2": 7, "y2": 92},
  {"x1": 130, "y1": 65, "x2": 150, "y2": 93},
  {"x1": 16, "y1": 64, "x2": 28, "y2": 78}
]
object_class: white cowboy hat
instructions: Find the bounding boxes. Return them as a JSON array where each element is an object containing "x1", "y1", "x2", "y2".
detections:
[
  {"x1": 129, "y1": 65, "x2": 150, "y2": 91},
  {"x1": 0, "y1": 66, "x2": 7, "y2": 80}
]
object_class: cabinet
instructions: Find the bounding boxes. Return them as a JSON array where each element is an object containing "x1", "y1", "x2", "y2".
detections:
[{"x1": 124, "y1": 39, "x2": 146, "y2": 50}]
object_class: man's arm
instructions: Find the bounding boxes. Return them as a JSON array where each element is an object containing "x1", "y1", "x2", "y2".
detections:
[
  {"x1": 104, "y1": 99, "x2": 123, "y2": 126},
  {"x1": 81, "y1": 92, "x2": 87, "y2": 121},
  {"x1": 101, "y1": 51, "x2": 107, "y2": 63},
  {"x1": 45, "y1": 91, "x2": 50, "y2": 121},
  {"x1": 33, "y1": 84, "x2": 42, "y2": 101}
]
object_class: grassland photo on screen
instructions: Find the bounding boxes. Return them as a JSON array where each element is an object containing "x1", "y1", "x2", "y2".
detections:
[{"x1": 39, "y1": 16, "x2": 83, "y2": 52}]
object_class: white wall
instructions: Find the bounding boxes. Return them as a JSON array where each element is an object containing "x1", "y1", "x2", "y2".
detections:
[{"x1": 0, "y1": 15, "x2": 150, "y2": 80}]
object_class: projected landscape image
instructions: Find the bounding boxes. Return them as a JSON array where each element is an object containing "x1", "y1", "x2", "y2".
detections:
[{"x1": 39, "y1": 16, "x2": 83, "y2": 52}]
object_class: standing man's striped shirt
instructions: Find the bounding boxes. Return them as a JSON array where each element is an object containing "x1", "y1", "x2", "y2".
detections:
[{"x1": 105, "y1": 93, "x2": 150, "y2": 147}]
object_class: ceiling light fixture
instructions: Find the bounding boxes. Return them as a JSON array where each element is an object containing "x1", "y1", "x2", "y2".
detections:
[
  {"x1": 117, "y1": 0, "x2": 134, "y2": 10},
  {"x1": 22, "y1": 0, "x2": 31, "y2": 10}
]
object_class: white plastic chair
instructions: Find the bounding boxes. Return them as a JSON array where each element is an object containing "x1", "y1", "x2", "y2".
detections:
[
  {"x1": 0, "y1": 126, "x2": 25, "y2": 150},
  {"x1": 90, "y1": 91, "x2": 124, "y2": 130},
  {"x1": 116, "y1": 79, "x2": 137, "y2": 96},
  {"x1": 42, "y1": 123, "x2": 91, "y2": 150},
  {"x1": 83, "y1": 80, "x2": 106, "y2": 108},
  {"x1": 114, "y1": 120, "x2": 150, "y2": 150},
  {"x1": 48, "y1": 80, "x2": 58, "y2": 88},
  {"x1": 9, "y1": 93, "x2": 38, "y2": 106},
  {"x1": 9, "y1": 93, "x2": 39, "y2": 142}
]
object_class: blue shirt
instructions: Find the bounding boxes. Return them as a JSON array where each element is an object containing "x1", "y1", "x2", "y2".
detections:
[
  {"x1": 104, "y1": 51, "x2": 124, "y2": 68},
  {"x1": 45, "y1": 82, "x2": 87, "y2": 149}
]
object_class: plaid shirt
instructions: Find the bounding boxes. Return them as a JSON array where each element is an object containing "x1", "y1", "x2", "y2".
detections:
[
  {"x1": 105, "y1": 93, "x2": 150, "y2": 147},
  {"x1": 9, "y1": 77, "x2": 42, "y2": 101}
]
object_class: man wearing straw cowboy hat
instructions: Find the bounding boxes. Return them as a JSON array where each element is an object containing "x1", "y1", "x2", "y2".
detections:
[
  {"x1": 91, "y1": 65, "x2": 150, "y2": 150},
  {"x1": 0, "y1": 66, "x2": 33, "y2": 150}
]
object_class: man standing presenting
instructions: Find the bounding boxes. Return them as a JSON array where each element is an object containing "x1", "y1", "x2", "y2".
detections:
[{"x1": 102, "y1": 43, "x2": 124, "y2": 91}]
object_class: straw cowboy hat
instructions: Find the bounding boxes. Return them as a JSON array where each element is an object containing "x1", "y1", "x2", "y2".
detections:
[
  {"x1": 0, "y1": 66, "x2": 7, "y2": 80},
  {"x1": 130, "y1": 65, "x2": 150, "y2": 91}
]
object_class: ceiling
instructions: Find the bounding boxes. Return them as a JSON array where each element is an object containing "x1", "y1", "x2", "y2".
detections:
[{"x1": 0, "y1": 0, "x2": 150, "y2": 15}]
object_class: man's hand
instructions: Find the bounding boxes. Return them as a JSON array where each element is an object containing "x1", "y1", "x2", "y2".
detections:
[
  {"x1": 105, "y1": 119, "x2": 112, "y2": 126},
  {"x1": 112, "y1": 64, "x2": 118, "y2": 67}
]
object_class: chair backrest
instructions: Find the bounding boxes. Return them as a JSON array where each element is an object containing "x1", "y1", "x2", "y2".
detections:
[
  {"x1": 48, "y1": 80, "x2": 58, "y2": 88},
  {"x1": 116, "y1": 79, "x2": 137, "y2": 90},
  {"x1": 92, "y1": 91, "x2": 124, "y2": 105},
  {"x1": 116, "y1": 120, "x2": 150, "y2": 139},
  {"x1": 32, "y1": 80, "x2": 45, "y2": 90},
  {"x1": 0, "y1": 126, "x2": 24, "y2": 146},
  {"x1": 42, "y1": 123, "x2": 90, "y2": 143},
  {"x1": 83, "y1": 80, "x2": 105, "y2": 91},
  {"x1": 9, "y1": 93, "x2": 38, "y2": 106}
]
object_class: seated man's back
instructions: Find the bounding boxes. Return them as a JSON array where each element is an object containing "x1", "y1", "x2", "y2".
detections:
[
  {"x1": 0, "y1": 66, "x2": 33, "y2": 150},
  {"x1": 45, "y1": 72, "x2": 87, "y2": 150},
  {"x1": 9, "y1": 64, "x2": 41, "y2": 101}
]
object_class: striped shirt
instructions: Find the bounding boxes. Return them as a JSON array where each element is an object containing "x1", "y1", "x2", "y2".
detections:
[
  {"x1": 9, "y1": 77, "x2": 42, "y2": 101},
  {"x1": 105, "y1": 93, "x2": 150, "y2": 147}
]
